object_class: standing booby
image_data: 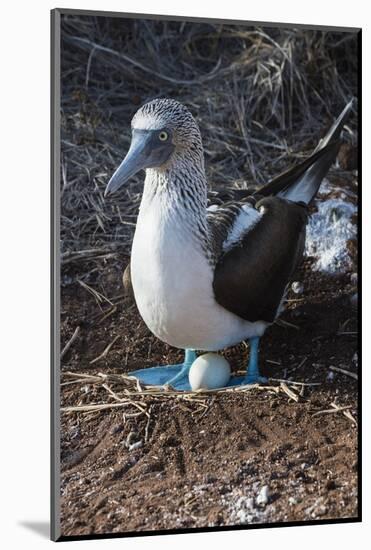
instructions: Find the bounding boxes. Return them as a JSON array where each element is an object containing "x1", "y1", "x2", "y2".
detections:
[{"x1": 105, "y1": 98, "x2": 353, "y2": 390}]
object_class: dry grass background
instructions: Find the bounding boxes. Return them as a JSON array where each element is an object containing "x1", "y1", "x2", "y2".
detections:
[{"x1": 60, "y1": 14, "x2": 358, "y2": 267}]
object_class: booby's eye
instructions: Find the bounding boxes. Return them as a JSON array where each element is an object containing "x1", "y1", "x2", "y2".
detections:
[{"x1": 158, "y1": 131, "x2": 169, "y2": 142}]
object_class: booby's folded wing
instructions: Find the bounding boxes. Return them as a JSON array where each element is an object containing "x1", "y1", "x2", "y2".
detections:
[
  {"x1": 212, "y1": 100, "x2": 353, "y2": 323},
  {"x1": 211, "y1": 197, "x2": 307, "y2": 323}
]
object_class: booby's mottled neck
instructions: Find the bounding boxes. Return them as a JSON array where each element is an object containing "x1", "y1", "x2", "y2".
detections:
[{"x1": 139, "y1": 151, "x2": 211, "y2": 252}]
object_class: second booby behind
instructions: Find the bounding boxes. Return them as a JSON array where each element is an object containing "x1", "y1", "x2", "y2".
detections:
[{"x1": 105, "y1": 98, "x2": 353, "y2": 390}]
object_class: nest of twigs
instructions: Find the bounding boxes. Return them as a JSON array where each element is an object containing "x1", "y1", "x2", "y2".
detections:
[{"x1": 61, "y1": 370, "x2": 357, "y2": 427}]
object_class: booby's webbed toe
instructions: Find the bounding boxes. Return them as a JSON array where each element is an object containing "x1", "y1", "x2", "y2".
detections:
[{"x1": 130, "y1": 349, "x2": 196, "y2": 390}]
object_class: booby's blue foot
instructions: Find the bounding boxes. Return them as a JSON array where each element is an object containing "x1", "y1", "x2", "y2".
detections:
[
  {"x1": 130, "y1": 349, "x2": 196, "y2": 390},
  {"x1": 244, "y1": 337, "x2": 268, "y2": 384}
]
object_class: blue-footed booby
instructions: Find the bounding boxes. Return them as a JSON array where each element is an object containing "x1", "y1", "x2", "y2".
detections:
[{"x1": 105, "y1": 98, "x2": 353, "y2": 390}]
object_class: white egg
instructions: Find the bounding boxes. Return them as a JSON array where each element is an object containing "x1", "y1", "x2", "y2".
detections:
[{"x1": 189, "y1": 353, "x2": 231, "y2": 390}]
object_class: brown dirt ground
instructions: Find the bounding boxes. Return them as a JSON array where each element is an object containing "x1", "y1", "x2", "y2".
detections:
[{"x1": 60, "y1": 246, "x2": 359, "y2": 537}]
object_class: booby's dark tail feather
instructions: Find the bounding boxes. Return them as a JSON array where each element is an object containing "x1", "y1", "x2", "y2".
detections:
[
  {"x1": 255, "y1": 100, "x2": 354, "y2": 205},
  {"x1": 256, "y1": 141, "x2": 340, "y2": 204},
  {"x1": 312, "y1": 99, "x2": 354, "y2": 154}
]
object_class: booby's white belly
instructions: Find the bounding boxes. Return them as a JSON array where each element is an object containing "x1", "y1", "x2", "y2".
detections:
[{"x1": 131, "y1": 205, "x2": 268, "y2": 351}]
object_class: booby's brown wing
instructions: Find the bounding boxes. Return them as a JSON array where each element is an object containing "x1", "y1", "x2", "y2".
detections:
[
  {"x1": 211, "y1": 197, "x2": 307, "y2": 323},
  {"x1": 210, "y1": 143, "x2": 338, "y2": 324},
  {"x1": 211, "y1": 101, "x2": 353, "y2": 323}
]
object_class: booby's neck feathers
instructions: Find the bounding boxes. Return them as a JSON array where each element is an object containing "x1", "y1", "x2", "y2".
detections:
[
  {"x1": 142, "y1": 151, "x2": 207, "y2": 205},
  {"x1": 139, "y1": 150, "x2": 213, "y2": 257}
]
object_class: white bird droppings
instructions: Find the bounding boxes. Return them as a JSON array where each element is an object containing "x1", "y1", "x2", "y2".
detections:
[
  {"x1": 305, "y1": 197, "x2": 357, "y2": 273},
  {"x1": 291, "y1": 281, "x2": 304, "y2": 294},
  {"x1": 128, "y1": 441, "x2": 143, "y2": 452},
  {"x1": 256, "y1": 485, "x2": 269, "y2": 507}
]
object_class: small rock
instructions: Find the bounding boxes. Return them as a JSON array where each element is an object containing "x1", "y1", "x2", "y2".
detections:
[
  {"x1": 288, "y1": 496, "x2": 298, "y2": 506},
  {"x1": 256, "y1": 485, "x2": 269, "y2": 507},
  {"x1": 316, "y1": 504, "x2": 328, "y2": 517},
  {"x1": 291, "y1": 281, "x2": 304, "y2": 294},
  {"x1": 205, "y1": 474, "x2": 217, "y2": 484},
  {"x1": 338, "y1": 143, "x2": 358, "y2": 171},
  {"x1": 125, "y1": 431, "x2": 143, "y2": 451},
  {"x1": 245, "y1": 497, "x2": 255, "y2": 509},
  {"x1": 95, "y1": 496, "x2": 108, "y2": 510},
  {"x1": 326, "y1": 479, "x2": 337, "y2": 491},
  {"x1": 110, "y1": 424, "x2": 123, "y2": 435},
  {"x1": 128, "y1": 440, "x2": 143, "y2": 451},
  {"x1": 64, "y1": 446, "x2": 93, "y2": 468}
]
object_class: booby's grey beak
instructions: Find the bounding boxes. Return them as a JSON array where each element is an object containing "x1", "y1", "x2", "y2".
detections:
[
  {"x1": 105, "y1": 131, "x2": 152, "y2": 197},
  {"x1": 104, "y1": 128, "x2": 174, "y2": 197}
]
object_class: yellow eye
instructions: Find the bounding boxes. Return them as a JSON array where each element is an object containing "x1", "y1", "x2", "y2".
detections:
[{"x1": 159, "y1": 131, "x2": 169, "y2": 142}]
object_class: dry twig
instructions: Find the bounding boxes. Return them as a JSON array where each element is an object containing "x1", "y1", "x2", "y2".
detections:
[
  {"x1": 329, "y1": 366, "x2": 358, "y2": 380},
  {"x1": 90, "y1": 335, "x2": 120, "y2": 364},
  {"x1": 61, "y1": 327, "x2": 80, "y2": 360}
]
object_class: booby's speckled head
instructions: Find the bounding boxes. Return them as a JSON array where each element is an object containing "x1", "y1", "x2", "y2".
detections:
[{"x1": 105, "y1": 99, "x2": 203, "y2": 197}]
